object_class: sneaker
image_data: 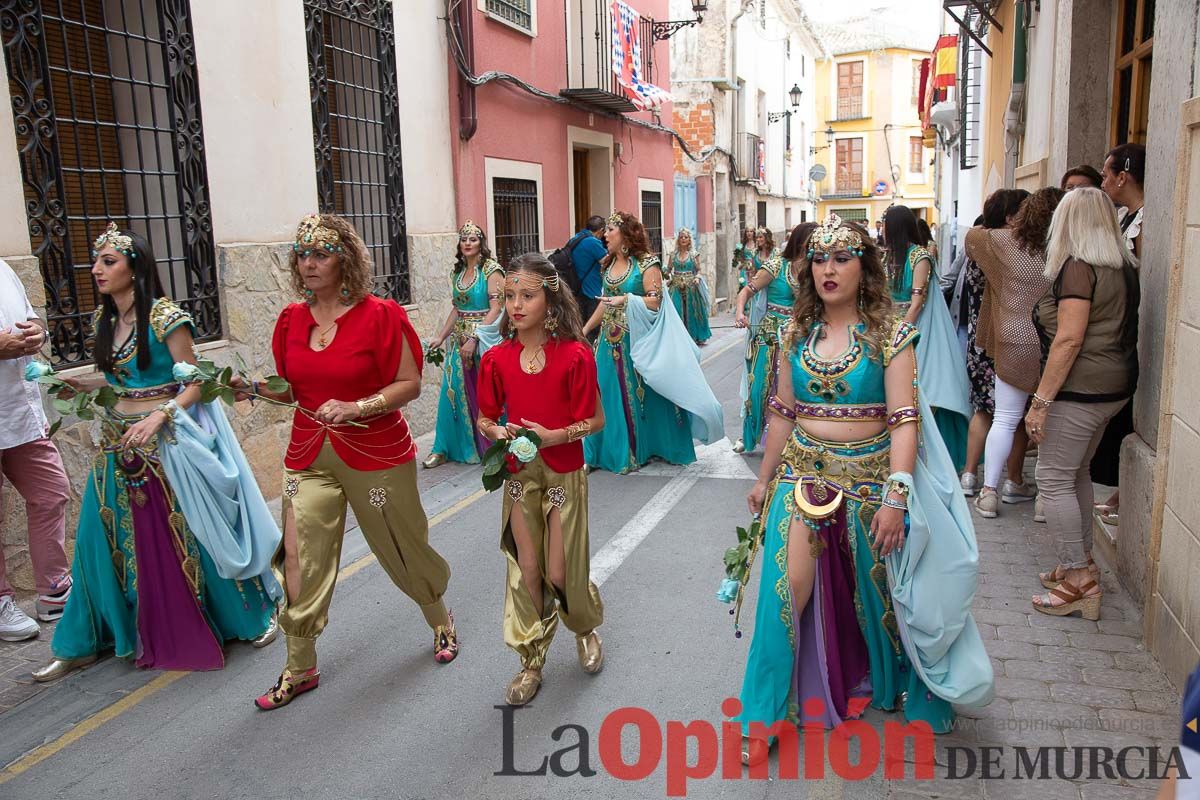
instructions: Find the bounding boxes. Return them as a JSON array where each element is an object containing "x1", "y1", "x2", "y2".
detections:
[
  {"x1": 1033, "y1": 494, "x2": 1046, "y2": 523},
  {"x1": 1002, "y1": 479, "x2": 1038, "y2": 504},
  {"x1": 974, "y1": 488, "x2": 999, "y2": 519},
  {"x1": 0, "y1": 596, "x2": 39, "y2": 642},
  {"x1": 960, "y1": 472, "x2": 978, "y2": 497},
  {"x1": 35, "y1": 577, "x2": 72, "y2": 622}
]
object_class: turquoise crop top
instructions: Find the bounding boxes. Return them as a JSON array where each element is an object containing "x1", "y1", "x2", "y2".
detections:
[
  {"x1": 889, "y1": 245, "x2": 934, "y2": 304},
  {"x1": 97, "y1": 297, "x2": 195, "y2": 390},
  {"x1": 789, "y1": 318, "x2": 919, "y2": 417},
  {"x1": 670, "y1": 254, "x2": 696, "y2": 274},
  {"x1": 758, "y1": 255, "x2": 797, "y2": 314},
  {"x1": 602, "y1": 255, "x2": 660, "y2": 296},
  {"x1": 452, "y1": 258, "x2": 502, "y2": 313}
]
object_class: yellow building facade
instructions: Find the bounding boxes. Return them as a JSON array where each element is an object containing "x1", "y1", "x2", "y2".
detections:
[{"x1": 813, "y1": 45, "x2": 938, "y2": 232}]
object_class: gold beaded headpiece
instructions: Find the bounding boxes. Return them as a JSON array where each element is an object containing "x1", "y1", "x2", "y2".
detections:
[
  {"x1": 458, "y1": 220, "x2": 483, "y2": 239},
  {"x1": 293, "y1": 214, "x2": 344, "y2": 255},
  {"x1": 92, "y1": 222, "x2": 135, "y2": 258},
  {"x1": 506, "y1": 271, "x2": 561, "y2": 293},
  {"x1": 807, "y1": 213, "x2": 865, "y2": 258},
  {"x1": 677, "y1": 227, "x2": 693, "y2": 240},
  {"x1": 606, "y1": 210, "x2": 624, "y2": 228}
]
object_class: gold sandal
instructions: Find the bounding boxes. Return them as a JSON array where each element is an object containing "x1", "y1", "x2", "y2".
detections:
[{"x1": 1033, "y1": 579, "x2": 1101, "y2": 621}]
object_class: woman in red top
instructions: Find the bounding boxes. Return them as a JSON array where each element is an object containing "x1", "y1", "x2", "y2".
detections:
[
  {"x1": 477, "y1": 253, "x2": 606, "y2": 706},
  {"x1": 246, "y1": 215, "x2": 458, "y2": 709}
]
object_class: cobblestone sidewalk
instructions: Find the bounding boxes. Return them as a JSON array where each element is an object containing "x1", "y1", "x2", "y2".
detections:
[{"x1": 887, "y1": 477, "x2": 1182, "y2": 800}]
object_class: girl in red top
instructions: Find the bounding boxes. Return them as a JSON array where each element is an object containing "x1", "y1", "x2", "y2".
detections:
[
  {"x1": 477, "y1": 253, "x2": 606, "y2": 706},
  {"x1": 247, "y1": 215, "x2": 458, "y2": 709}
]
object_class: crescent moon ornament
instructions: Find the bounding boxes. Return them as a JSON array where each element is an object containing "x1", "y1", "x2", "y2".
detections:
[{"x1": 793, "y1": 481, "x2": 844, "y2": 519}]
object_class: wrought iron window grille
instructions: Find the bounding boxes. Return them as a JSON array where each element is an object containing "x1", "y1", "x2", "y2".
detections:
[
  {"x1": 492, "y1": 177, "x2": 539, "y2": 268},
  {"x1": 0, "y1": 0, "x2": 219, "y2": 368},
  {"x1": 304, "y1": 0, "x2": 410, "y2": 303}
]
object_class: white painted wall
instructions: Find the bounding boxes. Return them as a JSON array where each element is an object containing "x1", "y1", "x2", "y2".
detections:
[
  {"x1": 0, "y1": 58, "x2": 30, "y2": 258},
  {"x1": 191, "y1": 1, "x2": 317, "y2": 244},
  {"x1": 394, "y1": 0, "x2": 457, "y2": 235}
]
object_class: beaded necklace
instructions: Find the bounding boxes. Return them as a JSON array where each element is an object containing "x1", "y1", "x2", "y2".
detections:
[
  {"x1": 603, "y1": 256, "x2": 635, "y2": 290},
  {"x1": 454, "y1": 261, "x2": 480, "y2": 306},
  {"x1": 800, "y1": 321, "x2": 865, "y2": 401}
]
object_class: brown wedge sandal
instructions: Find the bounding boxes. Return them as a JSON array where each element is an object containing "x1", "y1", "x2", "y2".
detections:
[
  {"x1": 1032, "y1": 579, "x2": 1101, "y2": 621},
  {"x1": 1038, "y1": 557, "x2": 1099, "y2": 590}
]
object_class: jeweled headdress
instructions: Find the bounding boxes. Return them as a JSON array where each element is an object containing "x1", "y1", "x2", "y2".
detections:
[
  {"x1": 807, "y1": 213, "x2": 865, "y2": 258},
  {"x1": 606, "y1": 210, "x2": 624, "y2": 228},
  {"x1": 92, "y1": 222, "x2": 135, "y2": 258},
  {"x1": 293, "y1": 214, "x2": 344, "y2": 255},
  {"x1": 676, "y1": 227, "x2": 693, "y2": 240},
  {"x1": 458, "y1": 220, "x2": 483, "y2": 239},
  {"x1": 506, "y1": 271, "x2": 561, "y2": 293}
]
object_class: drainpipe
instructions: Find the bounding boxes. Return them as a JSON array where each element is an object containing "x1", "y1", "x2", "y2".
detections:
[
  {"x1": 455, "y1": 0, "x2": 478, "y2": 140},
  {"x1": 728, "y1": 0, "x2": 752, "y2": 231},
  {"x1": 1003, "y1": 1, "x2": 1027, "y2": 186}
]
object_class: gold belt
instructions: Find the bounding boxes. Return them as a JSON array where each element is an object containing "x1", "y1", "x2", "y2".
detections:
[{"x1": 776, "y1": 430, "x2": 890, "y2": 517}]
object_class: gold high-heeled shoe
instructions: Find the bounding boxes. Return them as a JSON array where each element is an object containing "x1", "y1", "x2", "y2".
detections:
[
  {"x1": 576, "y1": 630, "x2": 603, "y2": 674},
  {"x1": 32, "y1": 654, "x2": 98, "y2": 683},
  {"x1": 505, "y1": 668, "x2": 542, "y2": 706},
  {"x1": 422, "y1": 453, "x2": 447, "y2": 469},
  {"x1": 251, "y1": 615, "x2": 278, "y2": 648}
]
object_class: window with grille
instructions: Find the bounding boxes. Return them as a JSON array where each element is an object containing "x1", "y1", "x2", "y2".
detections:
[
  {"x1": 493, "y1": 178, "x2": 540, "y2": 267},
  {"x1": 0, "y1": 0, "x2": 218, "y2": 368},
  {"x1": 835, "y1": 138, "x2": 863, "y2": 194},
  {"x1": 756, "y1": 201, "x2": 767, "y2": 228},
  {"x1": 837, "y1": 61, "x2": 864, "y2": 120},
  {"x1": 486, "y1": 0, "x2": 532, "y2": 32},
  {"x1": 641, "y1": 190, "x2": 663, "y2": 262},
  {"x1": 304, "y1": 0, "x2": 410, "y2": 303},
  {"x1": 832, "y1": 207, "x2": 868, "y2": 223},
  {"x1": 911, "y1": 61, "x2": 923, "y2": 105},
  {"x1": 1112, "y1": 0, "x2": 1153, "y2": 145},
  {"x1": 909, "y1": 137, "x2": 924, "y2": 175}
]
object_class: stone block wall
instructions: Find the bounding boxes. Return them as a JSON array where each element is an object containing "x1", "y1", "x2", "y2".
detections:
[{"x1": 1, "y1": 231, "x2": 458, "y2": 596}]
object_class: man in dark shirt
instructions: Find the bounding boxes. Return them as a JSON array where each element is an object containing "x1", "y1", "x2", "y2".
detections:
[{"x1": 570, "y1": 215, "x2": 608, "y2": 330}]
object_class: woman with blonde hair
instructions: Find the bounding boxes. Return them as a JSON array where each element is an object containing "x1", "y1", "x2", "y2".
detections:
[
  {"x1": 667, "y1": 228, "x2": 711, "y2": 344},
  {"x1": 246, "y1": 214, "x2": 459, "y2": 709},
  {"x1": 1026, "y1": 188, "x2": 1139, "y2": 621}
]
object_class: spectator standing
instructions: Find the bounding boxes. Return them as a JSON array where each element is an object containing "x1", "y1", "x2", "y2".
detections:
[
  {"x1": 1061, "y1": 164, "x2": 1102, "y2": 192},
  {"x1": 0, "y1": 259, "x2": 71, "y2": 642},
  {"x1": 570, "y1": 216, "x2": 608, "y2": 331}
]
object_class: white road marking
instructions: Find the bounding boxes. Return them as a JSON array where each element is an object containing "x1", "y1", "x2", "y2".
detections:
[{"x1": 590, "y1": 438, "x2": 756, "y2": 586}]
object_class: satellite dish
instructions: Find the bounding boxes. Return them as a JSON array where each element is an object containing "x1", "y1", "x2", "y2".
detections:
[{"x1": 808, "y1": 164, "x2": 827, "y2": 181}]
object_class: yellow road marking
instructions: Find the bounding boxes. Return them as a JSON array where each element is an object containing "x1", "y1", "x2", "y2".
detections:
[
  {"x1": 700, "y1": 333, "x2": 742, "y2": 365},
  {"x1": 0, "y1": 484, "x2": 488, "y2": 783}
]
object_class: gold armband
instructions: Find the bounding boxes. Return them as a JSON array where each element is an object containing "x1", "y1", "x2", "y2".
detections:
[
  {"x1": 355, "y1": 393, "x2": 388, "y2": 418},
  {"x1": 886, "y1": 406, "x2": 919, "y2": 429},
  {"x1": 565, "y1": 419, "x2": 591, "y2": 442},
  {"x1": 478, "y1": 416, "x2": 499, "y2": 434},
  {"x1": 910, "y1": 287, "x2": 926, "y2": 297}
]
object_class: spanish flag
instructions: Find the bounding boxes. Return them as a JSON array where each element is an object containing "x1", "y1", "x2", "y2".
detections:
[{"x1": 932, "y1": 34, "x2": 958, "y2": 90}]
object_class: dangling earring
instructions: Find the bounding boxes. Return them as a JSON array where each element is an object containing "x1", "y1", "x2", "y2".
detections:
[
  {"x1": 621, "y1": 245, "x2": 629, "y2": 257},
  {"x1": 545, "y1": 312, "x2": 559, "y2": 336},
  {"x1": 339, "y1": 283, "x2": 351, "y2": 306},
  {"x1": 304, "y1": 287, "x2": 315, "y2": 304},
  {"x1": 858, "y1": 281, "x2": 865, "y2": 310}
]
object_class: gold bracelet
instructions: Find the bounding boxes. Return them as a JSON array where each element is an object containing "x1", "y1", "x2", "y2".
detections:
[
  {"x1": 565, "y1": 419, "x2": 591, "y2": 442},
  {"x1": 1031, "y1": 393, "x2": 1053, "y2": 409},
  {"x1": 478, "y1": 416, "x2": 499, "y2": 435},
  {"x1": 355, "y1": 393, "x2": 388, "y2": 418}
]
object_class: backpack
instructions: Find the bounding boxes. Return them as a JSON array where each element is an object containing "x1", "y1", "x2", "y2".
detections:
[{"x1": 547, "y1": 232, "x2": 586, "y2": 297}]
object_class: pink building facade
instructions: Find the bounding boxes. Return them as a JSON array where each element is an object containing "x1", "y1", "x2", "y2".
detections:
[{"x1": 448, "y1": 0, "x2": 677, "y2": 262}]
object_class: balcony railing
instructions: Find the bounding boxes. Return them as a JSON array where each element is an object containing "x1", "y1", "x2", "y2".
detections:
[
  {"x1": 737, "y1": 132, "x2": 765, "y2": 182},
  {"x1": 563, "y1": 0, "x2": 657, "y2": 113},
  {"x1": 835, "y1": 96, "x2": 865, "y2": 120}
]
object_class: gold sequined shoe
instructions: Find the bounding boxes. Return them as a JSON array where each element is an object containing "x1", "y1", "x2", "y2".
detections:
[
  {"x1": 505, "y1": 668, "x2": 542, "y2": 706},
  {"x1": 254, "y1": 667, "x2": 320, "y2": 710},
  {"x1": 251, "y1": 614, "x2": 279, "y2": 648},
  {"x1": 32, "y1": 654, "x2": 97, "y2": 683},
  {"x1": 576, "y1": 630, "x2": 603, "y2": 674},
  {"x1": 422, "y1": 453, "x2": 447, "y2": 469},
  {"x1": 433, "y1": 611, "x2": 459, "y2": 664}
]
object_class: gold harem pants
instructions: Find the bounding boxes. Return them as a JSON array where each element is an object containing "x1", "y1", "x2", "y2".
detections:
[
  {"x1": 501, "y1": 457, "x2": 603, "y2": 669},
  {"x1": 278, "y1": 442, "x2": 451, "y2": 672}
]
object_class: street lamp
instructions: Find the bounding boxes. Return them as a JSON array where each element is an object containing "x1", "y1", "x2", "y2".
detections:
[
  {"x1": 651, "y1": 1, "x2": 708, "y2": 40},
  {"x1": 767, "y1": 85, "x2": 804, "y2": 123},
  {"x1": 809, "y1": 124, "x2": 835, "y2": 154}
]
